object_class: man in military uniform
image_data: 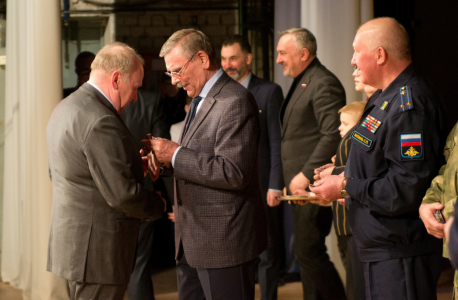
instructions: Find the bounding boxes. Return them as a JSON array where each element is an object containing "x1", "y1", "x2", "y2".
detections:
[
  {"x1": 420, "y1": 122, "x2": 458, "y2": 298},
  {"x1": 310, "y1": 17, "x2": 447, "y2": 299}
]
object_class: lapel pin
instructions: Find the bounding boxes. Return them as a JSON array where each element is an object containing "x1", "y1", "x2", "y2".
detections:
[{"x1": 301, "y1": 83, "x2": 307, "y2": 88}]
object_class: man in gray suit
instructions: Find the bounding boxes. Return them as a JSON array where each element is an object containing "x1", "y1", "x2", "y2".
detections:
[
  {"x1": 221, "y1": 35, "x2": 284, "y2": 300},
  {"x1": 276, "y1": 28, "x2": 346, "y2": 300},
  {"x1": 143, "y1": 29, "x2": 268, "y2": 300},
  {"x1": 47, "y1": 42, "x2": 166, "y2": 299}
]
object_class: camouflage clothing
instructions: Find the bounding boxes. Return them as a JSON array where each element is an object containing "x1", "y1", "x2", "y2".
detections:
[{"x1": 422, "y1": 122, "x2": 458, "y2": 298}]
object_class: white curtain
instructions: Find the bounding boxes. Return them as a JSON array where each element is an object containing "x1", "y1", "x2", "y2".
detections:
[{"x1": 2, "y1": 0, "x2": 69, "y2": 299}]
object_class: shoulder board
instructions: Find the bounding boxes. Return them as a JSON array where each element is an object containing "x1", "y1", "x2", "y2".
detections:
[{"x1": 399, "y1": 86, "x2": 414, "y2": 112}]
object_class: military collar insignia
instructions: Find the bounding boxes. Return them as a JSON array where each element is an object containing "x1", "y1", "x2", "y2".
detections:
[
  {"x1": 399, "y1": 86, "x2": 414, "y2": 112},
  {"x1": 361, "y1": 115, "x2": 382, "y2": 134},
  {"x1": 400, "y1": 133, "x2": 423, "y2": 161},
  {"x1": 380, "y1": 101, "x2": 389, "y2": 111}
]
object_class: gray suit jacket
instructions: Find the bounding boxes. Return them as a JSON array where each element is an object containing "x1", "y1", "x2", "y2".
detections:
[
  {"x1": 173, "y1": 72, "x2": 268, "y2": 269},
  {"x1": 46, "y1": 83, "x2": 165, "y2": 284},
  {"x1": 280, "y1": 58, "x2": 346, "y2": 187}
]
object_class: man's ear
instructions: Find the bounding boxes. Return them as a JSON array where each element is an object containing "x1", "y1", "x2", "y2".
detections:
[
  {"x1": 112, "y1": 70, "x2": 121, "y2": 90},
  {"x1": 246, "y1": 53, "x2": 253, "y2": 66},
  {"x1": 376, "y1": 47, "x2": 387, "y2": 66},
  {"x1": 300, "y1": 48, "x2": 310, "y2": 62},
  {"x1": 197, "y1": 51, "x2": 211, "y2": 69}
]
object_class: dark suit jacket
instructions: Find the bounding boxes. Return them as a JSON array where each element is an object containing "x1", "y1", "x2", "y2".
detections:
[
  {"x1": 46, "y1": 83, "x2": 165, "y2": 284},
  {"x1": 280, "y1": 58, "x2": 345, "y2": 188},
  {"x1": 248, "y1": 74, "x2": 284, "y2": 197},
  {"x1": 172, "y1": 72, "x2": 268, "y2": 269},
  {"x1": 122, "y1": 89, "x2": 170, "y2": 192}
]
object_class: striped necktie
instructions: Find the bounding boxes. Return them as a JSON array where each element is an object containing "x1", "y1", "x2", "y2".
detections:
[{"x1": 182, "y1": 96, "x2": 202, "y2": 138}]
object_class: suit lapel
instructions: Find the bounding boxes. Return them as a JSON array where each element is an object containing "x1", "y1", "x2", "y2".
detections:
[
  {"x1": 180, "y1": 72, "x2": 230, "y2": 146},
  {"x1": 281, "y1": 59, "x2": 320, "y2": 137},
  {"x1": 247, "y1": 74, "x2": 261, "y2": 96}
]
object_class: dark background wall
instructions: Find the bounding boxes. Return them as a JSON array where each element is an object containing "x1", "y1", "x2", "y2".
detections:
[{"x1": 374, "y1": 0, "x2": 458, "y2": 130}]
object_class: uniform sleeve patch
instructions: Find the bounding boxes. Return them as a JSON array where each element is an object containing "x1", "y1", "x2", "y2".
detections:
[
  {"x1": 399, "y1": 86, "x2": 414, "y2": 112},
  {"x1": 352, "y1": 131, "x2": 373, "y2": 148},
  {"x1": 400, "y1": 133, "x2": 423, "y2": 160}
]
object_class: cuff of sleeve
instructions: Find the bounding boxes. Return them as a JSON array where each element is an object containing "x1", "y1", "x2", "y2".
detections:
[
  {"x1": 301, "y1": 168, "x2": 314, "y2": 184},
  {"x1": 171, "y1": 146, "x2": 182, "y2": 168},
  {"x1": 345, "y1": 178, "x2": 366, "y2": 205},
  {"x1": 268, "y1": 189, "x2": 283, "y2": 193}
]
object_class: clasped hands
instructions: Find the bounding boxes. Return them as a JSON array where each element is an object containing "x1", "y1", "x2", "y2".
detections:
[{"x1": 141, "y1": 135, "x2": 179, "y2": 181}]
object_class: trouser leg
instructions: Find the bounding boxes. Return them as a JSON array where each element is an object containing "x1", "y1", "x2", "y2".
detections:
[
  {"x1": 292, "y1": 204, "x2": 346, "y2": 300},
  {"x1": 68, "y1": 281, "x2": 126, "y2": 300},
  {"x1": 127, "y1": 221, "x2": 155, "y2": 300},
  {"x1": 363, "y1": 253, "x2": 442, "y2": 300}
]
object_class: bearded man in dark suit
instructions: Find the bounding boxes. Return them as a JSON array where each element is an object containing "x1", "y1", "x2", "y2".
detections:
[
  {"x1": 276, "y1": 28, "x2": 346, "y2": 300},
  {"x1": 46, "y1": 42, "x2": 166, "y2": 299},
  {"x1": 142, "y1": 29, "x2": 268, "y2": 300},
  {"x1": 221, "y1": 34, "x2": 284, "y2": 300}
]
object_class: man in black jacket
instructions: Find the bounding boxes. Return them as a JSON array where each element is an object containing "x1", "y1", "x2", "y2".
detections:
[
  {"x1": 122, "y1": 89, "x2": 170, "y2": 300},
  {"x1": 276, "y1": 28, "x2": 346, "y2": 300}
]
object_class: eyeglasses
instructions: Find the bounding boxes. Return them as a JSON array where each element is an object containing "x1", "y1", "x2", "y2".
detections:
[{"x1": 165, "y1": 53, "x2": 196, "y2": 78}]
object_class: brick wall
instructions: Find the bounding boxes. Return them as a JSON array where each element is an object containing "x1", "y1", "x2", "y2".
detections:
[{"x1": 115, "y1": 10, "x2": 238, "y2": 57}]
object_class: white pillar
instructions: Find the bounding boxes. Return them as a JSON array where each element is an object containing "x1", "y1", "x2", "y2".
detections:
[
  {"x1": 301, "y1": 0, "x2": 365, "y2": 105},
  {"x1": 300, "y1": 0, "x2": 374, "y2": 283},
  {"x1": 2, "y1": 0, "x2": 69, "y2": 299}
]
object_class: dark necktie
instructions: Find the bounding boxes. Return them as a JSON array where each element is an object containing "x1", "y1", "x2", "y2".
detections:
[{"x1": 182, "y1": 96, "x2": 202, "y2": 138}]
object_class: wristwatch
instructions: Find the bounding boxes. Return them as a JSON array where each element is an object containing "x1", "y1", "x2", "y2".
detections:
[{"x1": 340, "y1": 177, "x2": 350, "y2": 198}]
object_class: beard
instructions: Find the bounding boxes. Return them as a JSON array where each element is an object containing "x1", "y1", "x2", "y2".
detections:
[{"x1": 224, "y1": 64, "x2": 248, "y2": 82}]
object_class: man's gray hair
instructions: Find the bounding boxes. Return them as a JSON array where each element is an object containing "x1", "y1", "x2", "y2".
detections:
[
  {"x1": 91, "y1": 42, "x2": 144, "y2": 83},
  {"x1": 160, "y1": 28, "x2": 216, "y2": 64},
  {"x1": 280, "y1": 28, "x2": 317, "y2": 56}
]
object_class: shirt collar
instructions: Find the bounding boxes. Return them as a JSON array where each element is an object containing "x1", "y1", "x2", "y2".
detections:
[
  {"x1": 198, "y1": 68, "x2": 224, "y2": 99},
  {"x1": 87, "y1": 81, "x2": 115, "y2": 108},
  {"x1": 239, "y1": 72, "x2": 252, "y2": 89}
]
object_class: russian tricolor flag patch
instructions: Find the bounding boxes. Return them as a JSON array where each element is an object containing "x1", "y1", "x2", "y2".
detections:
[{"x1": 400, "y1": 133, "x2": 423, "y2": 160}]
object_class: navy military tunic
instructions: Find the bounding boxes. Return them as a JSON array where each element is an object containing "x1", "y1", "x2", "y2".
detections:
[
  {"x1": 345, "y1": 64, "x2": 447, "y2": 299},
  {"x1": 346, "y1": 64, "x2": 446, "y2": 262}
]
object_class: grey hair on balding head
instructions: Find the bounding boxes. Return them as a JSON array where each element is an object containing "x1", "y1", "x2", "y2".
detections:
[
  {"x1": 91, "y1": 42, "x2": 144, "y2": 83},
  {"x1": 160, "y1": 28, "x2": 216, "y2": 64},
  {"x1": 358, "y1": 17, "x2": 411, "y2": 61},
  {"x1": 280, "y1": 28, "x2": 317, "y2": 56}
]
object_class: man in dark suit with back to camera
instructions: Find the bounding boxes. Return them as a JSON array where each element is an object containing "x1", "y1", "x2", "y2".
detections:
[
  {"x1": 311, "y1": 18, "x2": 447, "y2": 299},
  {"x1": 221, "y1": 34, "x2": 284, "y2": 300},
  {"x1": 276, "y1": 28, "x2": 346, "y2": 300},
  {"x1": 142, "y1": 29, "x2": 268, "y2": 300},
  {"x1": 121, "y1": 88, "x2": 170, "y2": 300},
  {"x1": 46, "y1": 42, "x2": 166, "y2": 300}
]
